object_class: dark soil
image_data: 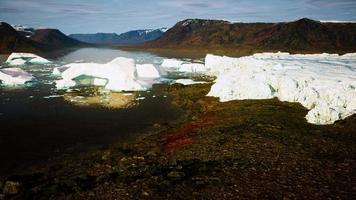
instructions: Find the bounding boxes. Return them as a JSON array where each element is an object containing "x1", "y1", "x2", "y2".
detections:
[{"x1": 1, "y1": 84, "x2": 355, "y2": 200}]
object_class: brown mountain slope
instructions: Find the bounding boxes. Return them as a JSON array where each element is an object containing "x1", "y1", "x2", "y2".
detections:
[
  {"x1": 0, "y1": 22, "x2": 45, "y2": 53},
  {"x1": 143, "y1": 18, "x2": 356, "y2": 54},
  {"x1": 30, "y1": 29, "x2": 87, "y2": 49}
]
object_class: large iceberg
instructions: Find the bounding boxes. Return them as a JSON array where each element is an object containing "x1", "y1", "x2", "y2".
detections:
[
  {"x1": 206, "y1": 52, "x2": 356, "y2": 125},
  {"x1": 179, "y1": 63, "x2": 206, "y2": 73},
  {"x1": 136, "y1": 64, "x2": 160, "y2": 78},
  {"x1": 0, "y1": 67, "x2": 35, "y2": 85},
  {"x1": 5, "y1": 53, "x2": 51, "y2": 66},
  {"x1": 55, "y1": 57, "x2": 159, "y2": 92},
  {"x1": 161, "y1": 58, "x2": 207, "y2": 73},
  {"x1": 161, "y1": 59, "x2": 184, "y2": 70}
]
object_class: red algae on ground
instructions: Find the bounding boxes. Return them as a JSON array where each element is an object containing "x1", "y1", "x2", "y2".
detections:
[{"x1": 162, "y1": 115, "x2": 215, "y2": 153}]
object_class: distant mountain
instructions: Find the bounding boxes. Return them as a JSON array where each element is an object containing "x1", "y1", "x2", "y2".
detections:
[
  {"x1": 12, "y1": 24, "x2": 35, "y2": 38},
  {"x1": 69, "y1": 28, "x2": 167, "y2": 45},
  {"x1": 0, "y1": 22, "x2": 45, "y2": 53},
  {"x1": 144, "y1": 18, "x2": 356, "y2": 53},
  {"x1": 0, "y1": 22, "x2": 88, "y2": 53},
  {"x1": 31, "y1": 29, "x2": 87, "y2": 48}
]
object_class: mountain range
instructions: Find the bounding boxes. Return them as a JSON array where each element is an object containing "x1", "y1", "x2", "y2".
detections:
[
  {"x1": 69, "y1": 28, "x2": 167, "y2": 45},
  {"x1": 1, "y1": 18, "x2": 356, "y2": 54},
  {"x1": 143, "y1": 18, "x2": 356, "y2": 54}
]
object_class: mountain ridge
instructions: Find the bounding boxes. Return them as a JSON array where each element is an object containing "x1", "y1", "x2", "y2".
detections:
[
  {"x1": 69, "y1": 28, "x2": 166, "y2": 45},
  {"x1": 0, "y1": 22, "x2": 88, "y2": 53},
  {"x1": 142, "y1": 18, "x2": 356, "y2": 54}
]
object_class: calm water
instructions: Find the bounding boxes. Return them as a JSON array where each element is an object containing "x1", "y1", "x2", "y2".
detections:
[{"x1": 0, "y1": 48, "x2": 194, "y2": 176}]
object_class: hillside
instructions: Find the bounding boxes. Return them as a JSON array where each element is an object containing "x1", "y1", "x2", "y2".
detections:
[
  {"x1": 0, "y1": 22, "x2": 45, "y2": 53},
  {"x1": 143, "y1": 18, "x2": 356, "y2": 54},
  {"x1": 0, "y1": 22, "x2": 88, "y2": 53},
  {"x1": 31, "y1": 29, "x2": 86, "y2": 48}
]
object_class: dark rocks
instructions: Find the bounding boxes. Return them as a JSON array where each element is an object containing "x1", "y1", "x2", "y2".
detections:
[
  {"x1": 3, "y1": 181, "x2": 21, "y2": 195},
  {"x1": 167, "y1": 171, "x2": 185, "y2": 181}
]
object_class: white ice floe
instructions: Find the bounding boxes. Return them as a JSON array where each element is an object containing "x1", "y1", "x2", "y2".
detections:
[
  {"x1": 179, "y1": 63, "x2": 206, "y2": 73},
  {"x1": 161, "y1": 59, "x2": 184, "y2": 69},
  {"x1": 175, "y1": 79, "x2": 208, "y2": 85},
  {"x1": 55, "y1": 57, "x2": 160, "y2": 92},
  {"x1": 161, "y1": 58, "x2": 208, "y2": 74},
  {"x1": 52, "y1": 66, "x2": 70, "y2": 76},
  {"x1": 0, "y1": 67, "x2": 35, "y2": 85},
  {"x1": 136, "y1": 64, "x2": 160, "y2": 78},
  {"x1": 5, "y1": 53, "x2": 51, "y2": 66},
  {"x1": 206, "y1": 52, "x2": 356, "y2": 125}
]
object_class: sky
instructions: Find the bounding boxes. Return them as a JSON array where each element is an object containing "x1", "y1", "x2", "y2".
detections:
[{"x1": 0, "y1": 0, "x2": 355, "y2": 34}]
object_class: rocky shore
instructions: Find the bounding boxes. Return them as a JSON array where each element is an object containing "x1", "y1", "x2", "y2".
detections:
[{"x1": 1, "y1": 83, "x2": 355, "y2": 199}]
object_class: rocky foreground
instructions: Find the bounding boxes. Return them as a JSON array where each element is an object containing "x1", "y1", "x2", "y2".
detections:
[{"x1": 0, "y1": 83, "x2": 355, "y2": 199}]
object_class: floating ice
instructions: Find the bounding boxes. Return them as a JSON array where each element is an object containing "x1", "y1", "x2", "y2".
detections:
[
  {"x1": 206, "y1": 52, "x2": 356, "y2": 125},
  {"x1": 55, "y1": 57, "x2": 160, "y2": 92},
  {"x1": 136, "y1": 64, "x2": 160, "y2": 78},
  {"x1": 5, "y1": 53, "x2": 51, "y2": 66},
  {"x1": 179, "y1": 63, "x2": 206, "y2": 73},
  {"x1": 161, "y1": 58, "x2": 207, "y2": 74},
  {"x1": 0, "y1": 67, "x2": 35, "y2": 85},
  {"x1": 52, "y1": 66, "x2": 70, "y2": 76},
  {"x1": 175, "y1": 79, "x2": 208, "y2": 85},
  {"x1": 161, "y1": 59, "x2": 184, "y2": 69}
]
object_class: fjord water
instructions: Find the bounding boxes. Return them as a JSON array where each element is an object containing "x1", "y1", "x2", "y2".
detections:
[{"x1": 0, "y1": 48, "x2": 183, "y2": 175}]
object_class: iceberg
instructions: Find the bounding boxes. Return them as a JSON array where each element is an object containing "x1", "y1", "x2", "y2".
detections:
[
  {"x1": 136, "y1": 64, "x2": 160, "y2": 78},
  {"x1": 5, "y1": 53, "x2": 51, "y2": 66},
  {"x1": 179, "y1": 63, "x2": 206, "y2": 73},
  {"x1": 0, "y1": 67, "x2": 35, "y2": 85},
  {"x1": 206, "y1": 52, "x2": 356, "y2": 125},
  {"x1": 52, "y1": 66, "x2": 70, "y2": 76},
  {"x1": 161, "y1": 59, "x2": 184, "y2": 69},
  {"x1": 55, "y1": 57, "x2": 159, "y2": 92}
]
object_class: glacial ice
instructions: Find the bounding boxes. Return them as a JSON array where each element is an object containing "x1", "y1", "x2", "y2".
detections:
[
  {"x1": 55, "y1": 57, "x2": 159, "y2": 92},
  {"x1": 206, "y1": 52, "x2": 356, "y2": 125},
  {"x1": 52, "y1": 66, "x2": 70, "y2": 76},
  {"x1": 136, "y1": 64, "x2": 160, "y2": 78},
  {"x1": 0, "y1": 67, "x2": 35, "y2": 85},
  {"x1": 179, "y1": 63, "x2": 206, "y2": 73},
  {"x1": 161, "y1": 59, "x2": 184, "y2": 69},
  {"x1": 161, "y1": 58, "x2": 207, "y2": 74},
  {"x1": 6, "y1": 53, "x2": 51, "y2": 66}
]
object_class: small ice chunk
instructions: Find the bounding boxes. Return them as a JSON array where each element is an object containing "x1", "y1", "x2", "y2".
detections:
[
  {"x1": 0, "y1": 67, "x2": 35, "y2": 85},
  {"x1": 5, "y1": 53, "x2": 51, "y2": 66},
  {"x1": 43, "y1": 95, "x2": 64, "y2": 99},
  {"x1": 175, "y1": 79, "x2": 208, "y2": 85}
]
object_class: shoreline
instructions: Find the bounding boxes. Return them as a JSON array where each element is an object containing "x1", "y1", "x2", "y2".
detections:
[{"x1": 1, "y1": 83, "x2": 355, "y2": 199}]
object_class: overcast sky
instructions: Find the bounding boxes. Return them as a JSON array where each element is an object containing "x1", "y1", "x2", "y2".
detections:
[{"x1": 0, "y1": 0, "x2": 355, "y2": 34}]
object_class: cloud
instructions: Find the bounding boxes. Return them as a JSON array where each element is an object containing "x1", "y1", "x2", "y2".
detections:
[
  {"x1": 0, "y1": 0, "x2": 103, "y2": 16},
  {"x1": 304, "y1": 0, "x2": 356, "y2": 8},
  {"x1": 158, "y1": 0, "x2": 229, "y2": 10},
  {"x1": 0, "y1": 7, "x2": 19, "y2": 13},
  {"x1": 0, "y1": 0, "x2": 355, "y2": 34}
]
